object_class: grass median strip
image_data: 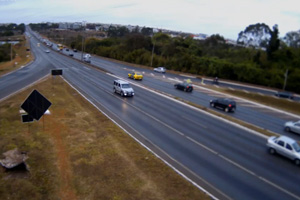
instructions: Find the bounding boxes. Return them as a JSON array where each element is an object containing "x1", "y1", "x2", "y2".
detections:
[{"x1": 0, "y1": 77, "x2": 209, "y2": 200}]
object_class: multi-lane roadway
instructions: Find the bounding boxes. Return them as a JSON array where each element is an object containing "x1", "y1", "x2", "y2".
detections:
[{"x1": 1, "y1": 28, "x2": 300, "y2": 200}]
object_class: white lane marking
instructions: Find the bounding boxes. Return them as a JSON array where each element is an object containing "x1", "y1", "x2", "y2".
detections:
[
  {"x1": 216, "y1": 79, "x2": 277, "y2": 93},
  {"x1": 168, "y1": 78, "x2": 181, "y2": 82},
  {"x1": 257, "y1": 92, "x2": 264, "y2": 96},
  {"x1": 0, "y1": 74, "x2": 50, "y2": 102},
  {"x1": 191, "y1": 84, "x2": 300, "y2": 119},
  {"x1": 163, "y1": 75, "x2": 165, "y2": 78},
  {"x1": 214, "y1": 85, "x2": 220, "y2": 88},
  {"x1": 243, "y1": 90, "x2": 249, "y2": 93},
  {"x1": 62, "y1": 77, "x2": 220, "y2": 200},
  {"x1": 180, "y1": 74, "x2": 196, "y2": 78},
  {"x1": 84, "y1": 66, "x2": 91, "y2": 71},
  {"x1": 65, "y1": 65, "x2": 297, "y2": 199},
  {"x1": 123, "y1": 67, "x2": 127, "y2": 69},
  {"x1": 228, "y1": 87, "x2": 234, "y2": 90},
  {"x1": 151, "y1": 73, "x2": 154, "y2": 76}
]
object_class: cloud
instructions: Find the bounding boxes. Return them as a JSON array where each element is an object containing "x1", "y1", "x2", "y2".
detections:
[{"x1": 0, "y1": 0, "x2": 299, "y2": 39}]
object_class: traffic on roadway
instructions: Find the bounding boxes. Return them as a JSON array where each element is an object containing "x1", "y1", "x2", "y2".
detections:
[{"x1": 1, "y1": 27, "x2": 300, "y2": 200}]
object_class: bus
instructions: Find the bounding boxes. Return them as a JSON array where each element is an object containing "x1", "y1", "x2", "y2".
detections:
[{"x1": 57, "y1": 44, "x2": 63, "y2": 50}]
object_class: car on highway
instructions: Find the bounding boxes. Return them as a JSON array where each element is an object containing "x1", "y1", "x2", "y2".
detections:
[
  {"x1": 267, "y1": 135, "x2": 300, "y2": 165},
  {"x1": 113, "y1": 80, "x2": 134, "y2": 97},
  {"x1": 275, "y1": 91, "x2": 294, "y2": 99},
  {"x1": 128, "y1": 72, "x2": 143, "y2": 80},
  {"x1": 284, "y1": 120, "x2": 300, "y2": 135},
  {"x1": 210, "y1": 98, "x2": 236, "y2": 112},
  {"x1": 174, "y1": 82, "x2": 193, "y2": 92},
  {"x1": 154, "y1": 67, "x2": 166, "y2": 73},
  {"x1": 45, "y1": 49, "x2": 50, "y2": 53}
]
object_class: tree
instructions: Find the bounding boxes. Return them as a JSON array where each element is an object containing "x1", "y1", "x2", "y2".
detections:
[{"x1": 267, "y1": 24, "x2": 280, "y2": 60}]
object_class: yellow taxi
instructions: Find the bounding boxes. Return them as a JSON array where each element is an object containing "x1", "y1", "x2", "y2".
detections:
[{"x1": 128, "y1": 72, "x2": 143, "y2": 80}]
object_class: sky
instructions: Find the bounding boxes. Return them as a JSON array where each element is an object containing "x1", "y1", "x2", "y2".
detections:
[{"x1": 0, "y1": 0, "x2": 299, "y2": 40}]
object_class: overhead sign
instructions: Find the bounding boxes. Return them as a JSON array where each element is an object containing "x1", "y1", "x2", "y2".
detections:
[
  {"x1": 21, "y1": 90, "x2": 52, "y2": 121},
  {"x1": 21, "y1": 115, "x2": 34, "y2": 123},
  {"x1": 51, "y1": 69, "x2": 63, "y2": 76}
]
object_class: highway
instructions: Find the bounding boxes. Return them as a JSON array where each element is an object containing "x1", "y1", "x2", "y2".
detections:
[
  {"x1": 56, "y1": 43, "x2": 300, "y2": 142},
  {"x1": 1, "y1": 29, "x2": 300, "y2": 200}
]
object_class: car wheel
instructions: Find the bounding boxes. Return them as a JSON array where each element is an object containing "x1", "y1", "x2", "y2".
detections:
[
  {"x1": 285, "y1": 127, "x2": 291, "y2": 132},
  {"x1": 231, "y1": 107, "x2": 235, "y2": 112},
  {"x1": 295, "y1": 159, "x2": 300, "y2": 165},
  {"x1": 113, "y1": 88, "x2": 116, "y2": 93},
  {"x1": 121, "y1": 91, "x2": 124, "y2": 97},
  {"x1": 269, "y1": 148, "x2": 276, "y2": 155},
  {"x1": 184, "y1": 88, "x2": 187, "y2": 92},
  {"x1": 225, "y1": 107, "x2": 229, "y2": 112},
  {"x1": 174, "y1": 85, "x2": 177, "y2": 89},
  {"x1": 210, "y1": 103, "x2": 214, "y2": 107}
]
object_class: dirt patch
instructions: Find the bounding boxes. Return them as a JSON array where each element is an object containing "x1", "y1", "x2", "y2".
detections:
[{"x1": 0, "y1": 77, "x2": 209, "y2": 199}]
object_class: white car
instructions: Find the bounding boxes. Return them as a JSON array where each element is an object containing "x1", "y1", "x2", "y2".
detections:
[
  {"x1": 267, "y1": 135, "x2": 300, "y2": 165},
  {"x1": 154, "y1": 67, "x2": 166, "y2": 73},
  {"x1": 284, "y1": 120, "x2": 300, "y2": 135},
  {"x1": 113, "y1": 80, "x2": 134, "y2": 97}
]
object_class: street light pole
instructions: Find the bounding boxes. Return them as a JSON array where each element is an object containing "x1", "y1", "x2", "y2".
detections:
[
  {"x1": 150, "y1": 42, "x2": 155, "y2": 67},
  {"x1": 283, "y1": 68, "x2": 288, "y2": 90}
]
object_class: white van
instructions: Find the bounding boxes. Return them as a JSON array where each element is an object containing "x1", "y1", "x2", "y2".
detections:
[{"x1": 113, "y1": 80, "x2": 134, "y2": 97}]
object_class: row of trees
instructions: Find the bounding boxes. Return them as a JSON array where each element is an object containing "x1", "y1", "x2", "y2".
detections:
[
  {"x1": 0, "y1": 23, "x2": 25, "y2": 37},
  {"x1": 38, "y1": 25, "x2": 300, "y2": 93},
  {"x1": 0, "y1": 44, "x2": 14, "y2": 62}
]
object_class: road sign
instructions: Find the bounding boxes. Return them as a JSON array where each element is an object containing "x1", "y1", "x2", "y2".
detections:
[
  {"x1": 21, "y1": 90, "x2": 52, "y2": 121},
  {"x1": 21, "y1": 115, "x2": 34, "y2": 123},
  {"x1": 51, "y1": 69, "x2": 63, "y2": 76}
]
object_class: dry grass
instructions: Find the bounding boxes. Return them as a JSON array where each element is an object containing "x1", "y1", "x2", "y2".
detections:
[
  {"x1": 0, "y1": 77, "x2": 209, "y2": 200},
  {"x1": 0, "y1": 35, "x2": 33, "y2": 76}
]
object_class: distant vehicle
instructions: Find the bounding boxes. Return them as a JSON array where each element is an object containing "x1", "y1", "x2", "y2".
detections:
[
  {"x1": 275, "y1": 91, "x2": 294, "y2": 99},
  {"x1": 113, "y1": 80, "x2": 134, "y2": 97},
  {"x1": 210, "y1": 98, "x2": 236, "y2": 112},
  {"x1": 45, "y1": 50, "x2": 50, "y2": 53},
  {"x1": 69, "y1": 52, "x2": 74, "y2": 57},
  {"x1": 154, "y1": 67, "x2": 166, "y2": 73},
  {"x1": 174, "y1": 82, "x2": 193, "y2": 92},
  {"x1": 128, "y1": 72, "x2": 143, "y2": 80},
  {"x1": 85, "y1": 54, "x2": 91, "y2": 58},
  {"x1": 213, "y1": 77, "x2": 219, "y2": 84},
  {"x1": 57, "y1": 44, "x2": 63, "y2": 51},
  {"x1": 284, "y1": 120, "x2": 300, "y2": 135},
  {"x1": 267, "y1": 135, "x2": 300, "y2": 165},
  {"x1": 83, "y1": 54, "x2": 91, "y2": 63},
  {"x1": 73, "y1": 49, "x2": 78, "y2": 52}
]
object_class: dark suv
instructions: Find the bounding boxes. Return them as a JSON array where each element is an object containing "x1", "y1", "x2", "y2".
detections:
[{"x1": 210, "y1": 98, "x2": 236, "y2": 113}]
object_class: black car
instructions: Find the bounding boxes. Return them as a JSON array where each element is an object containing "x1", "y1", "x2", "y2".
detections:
[
  {"x1": 174, "y1": 82, "x2": 193, "y2": 92},
  {"x1": 210, "y1": 98, "x2": 236, "y2": 112},
  {"x1": 275, "y1": 91, "x2": 294, "y2": 99}
]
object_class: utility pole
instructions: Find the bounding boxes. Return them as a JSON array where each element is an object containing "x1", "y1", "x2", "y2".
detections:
[
  {"x1": 10, "y1": 43, "x2": 13, "y2": 65},
  {"x1": 81, "y1": 36, "x2": 84, "y2": 61},
  {"x1": 150, "y1": 42, "x2": 155, "y2": 67},
  {"x1": 283, "y1": 68, "x2": 288, "y2": 90}
]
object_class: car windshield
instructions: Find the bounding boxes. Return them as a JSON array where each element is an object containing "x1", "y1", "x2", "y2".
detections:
[
  {"x1": 292, "y1": 142, "x2": 300, "y2": 152},
  {"x1": 122, "y1": 84, "x2": 130, "y2": 88}
]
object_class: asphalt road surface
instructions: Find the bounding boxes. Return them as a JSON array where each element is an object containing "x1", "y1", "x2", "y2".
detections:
[{"x1": 1, "y1": 29, "x2": 300, "y2": 200}]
